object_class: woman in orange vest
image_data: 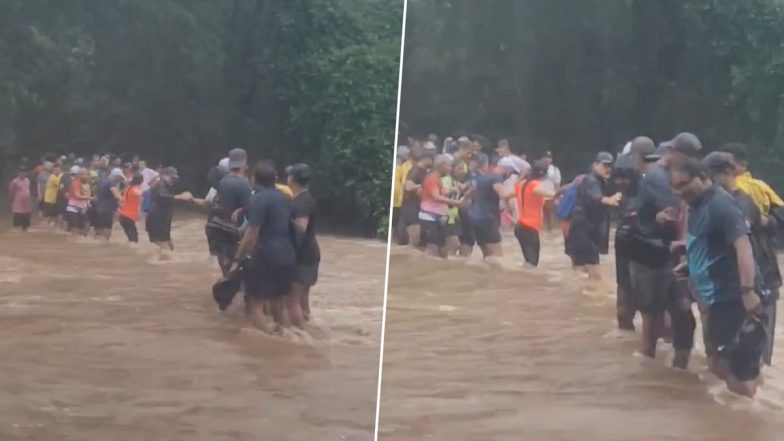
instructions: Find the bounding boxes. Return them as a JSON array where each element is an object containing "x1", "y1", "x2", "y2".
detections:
[
  {"x1": 514, "y1": 161, "x2": 556, "y2": 267},
  {"x1": 118, "y1": 174, "x2": 144, "y2": 242}
]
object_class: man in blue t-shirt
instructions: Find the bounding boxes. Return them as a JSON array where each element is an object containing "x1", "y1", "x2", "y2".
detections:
[
  {"x1": 671, "y1": 158, "x2": 763, "y2": 398},
  {"x1": 229, "y1": 162, "x2": 295, "y2": 333}
]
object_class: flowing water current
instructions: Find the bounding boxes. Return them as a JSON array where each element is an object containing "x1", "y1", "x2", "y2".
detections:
[
  {"x1": 379, "y1": 231, "x2": 784, "y2": 441},
  {"x1": 0, "y1": 214, "x2": 384, "y2": 441}
]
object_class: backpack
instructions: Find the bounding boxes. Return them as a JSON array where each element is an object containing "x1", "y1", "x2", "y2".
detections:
[
  {"x1": 555, "y1": 174, "x2": 586, "y2": 221},
  {"x1": 141, "y1": 189, "x2": 154, "y2": 214}
]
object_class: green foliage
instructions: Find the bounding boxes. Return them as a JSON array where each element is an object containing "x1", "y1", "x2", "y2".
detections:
[
  {"x1": 0, "y1": 0, "x2": 402, "y2": 237},
  {"x1": 401, "y1": 0, "x2": 784, "y2": 192}
]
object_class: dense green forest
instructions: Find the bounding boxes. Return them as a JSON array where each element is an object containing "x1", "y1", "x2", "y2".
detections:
[
  {"x1": 400, "y1": 0, "x2": 784, "y2": 191},
  {"x1": 0, "y1": 0, "x2": 403, "y2": 236}
]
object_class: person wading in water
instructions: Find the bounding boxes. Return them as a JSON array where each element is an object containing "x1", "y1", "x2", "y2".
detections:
[
  {"x1": 229, "y1": 162, "x2": 297, "y2": 333},
  {"x1": 286, "y1": 163, "x2": 320, "y2": 327}
]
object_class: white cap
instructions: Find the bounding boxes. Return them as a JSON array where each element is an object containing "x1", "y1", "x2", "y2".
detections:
[
  {"x1": 424, "y1": 141, "x2": 437, "y2": 151},
  {"x1": 70, "y1": 165, "x2": 81, "y2": 174},
  {"x1": 622, "y1": 141, "x2": 632, "y2": 155},
  {"x1": 497, "y1": 157, "x2": 519, "y2": 173},
  {"x1": 218, "y1": 157, "x2": 230, "y2": 170},
  {"x1": 110, "y1": 168, "x2": 124, "y2": 178}
]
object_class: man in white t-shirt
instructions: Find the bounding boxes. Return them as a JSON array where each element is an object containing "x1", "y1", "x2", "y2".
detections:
[
  {"x1": 541, "y1": 151, "x2": 562, "y2": 231},
  {"x1": 139, "y1": 160, "x2": 159, "y2": 193},
  {"x1": 542, "y1": 151, "x2": 561, "y2": 187}
]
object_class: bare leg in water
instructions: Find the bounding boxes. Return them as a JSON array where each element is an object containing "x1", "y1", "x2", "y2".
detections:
[
  {"x1": 300, "y1": 286, "x2": 311, "y2": 321},
  {"x1": 287, "y1": 283, "x2": 307, "y2": 329}
]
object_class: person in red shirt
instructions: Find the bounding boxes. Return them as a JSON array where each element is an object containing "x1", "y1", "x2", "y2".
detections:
[
  {"x1": 514, "y1": 161, "x2": 556, "y2": 267},
  {"x1": 419, "y1": 154, "x2": 464, "y2": 258}
]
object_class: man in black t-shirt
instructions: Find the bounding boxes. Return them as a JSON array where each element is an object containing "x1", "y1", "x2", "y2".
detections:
[
  {"x1": 230, "y1": 162, "x2": 296, "y2": 332},
  {"x1": 566, "y1": 152, "x2": 622, "y2": 280},
  {"x1": 286, "y1": 163, "x2": 320, "y2": 328},
  {"x1": 400, "y1": 150, "x2": 434, "y2": 248},
  {"x1": 145, "y1": 167, "x2": 192, "y2": 259},
  {"x1": 195, "y1": 149, "x2": 252, "y2": 276}
]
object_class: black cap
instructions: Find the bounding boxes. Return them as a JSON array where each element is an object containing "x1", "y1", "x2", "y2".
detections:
[
  {"x1": 285, "y1": 163, "x2": 311, "y2": 182},
  {"x1": 531, "y1": 160, "x2": 549, "y2": 178},
  {"x1": 702, "y1": 151, "x2": 735, "y2": 174},
  {"x1": 594, "y1": 151, "x2": 614, "y2": 164},
  {"x1": 670, "y1": 132, "x2": 702, "y2": 157}
]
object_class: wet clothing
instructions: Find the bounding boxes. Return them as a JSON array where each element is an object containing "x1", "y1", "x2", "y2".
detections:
[
  {"x1": 566, "y1": 171, "x2": 610, "y2": 264},
  {"x1": 44, "y1": 173, "x2": 61, "y2": 204},
  {"x1": 514, "y1": 179, "x2": 553, "y2": 266},
  {"x1": 394, "y1": 160, "x2": 413, "y2": 208},
  {"x1": 467, "y1": 173, "x2": 504, "y2": 247},
  {"x1": 292, "y1": 190, "x2": 320, "y2": 287},
  {"x1": 12, "y1": 213, "x2": 31, "y2": 229},
  {"x1": 514, "y1": 224, "x2": 540, "y2": 266},
  {"x1": 9, "y1": 177, "x2": 33, "y2": 214},
  {"x1": 401, "y1": 165, "x2": 427, "y2": 225},
  {"x1": 736, "y1": 172, "x2": 783, "y2": 215},
  {"x1": 708, "y1": 300, "x2": 761, "y2": 381},
  {"x1": 206, "y1": 174, "x2": 252, "y2": 260},
  {"x1": 686, "y1": 186, "x2": 750, "y2": 305},
  {"x1": 94, "y1": 177, "x2": 119, "y2": 215},
  {"x1": 119, "y1": 185, "x2": 143, "y2": 221},
  {"x1": 119, "y1": 215, "x2": 138, "y2": 242},
  {"x1": 146, "y1": 181, "x2": 176, "y2": 243},
  {"x1": 243, "y1": 187, "x2": 296, "y2": 299},
  {"x1": 468, "y1": 173, "x2": 503, "y2": 225}
]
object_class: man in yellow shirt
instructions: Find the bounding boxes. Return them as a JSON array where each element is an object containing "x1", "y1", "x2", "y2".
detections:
[
  {"x1": 393, "y1": 146, "x2": 412, "y2": 241},
  {"x1": 42, "y1": 164, "x2": 63, "y2": 224},
  {"x1": 720, "y1": 143, "x2": 783, "y2": 214}
]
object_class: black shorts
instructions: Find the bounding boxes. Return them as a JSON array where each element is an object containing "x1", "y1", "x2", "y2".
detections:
[
  {"x1": 443, "y1": 221, "x2": 460, "y2": 238},
  {"x1": 42, "y1": 202, "x2": 59, "y2": 218},
  {"x1": 421, "y1": 219, "x2": 447, "y2": 247},
  {"x1": 65, "y1": 211, "x2": 86, "y2": 230},
  {"x1": 459, "y1": 215, "x2": 475, "y2": 247},
  {"x1": 566, "y1": 222, "x2": 600, "y2": 266},
  {"x1": 629, "y1": 259, "x2": 691, "y2": 315},
  {"x1": 243, "y1": 258, "x2": 296, "y2": 300},
  {"x1": 205, "y1": 224, "x2": 239, "y2": 258},
  {"x1": 295, "y1": 262, "x2": 320, "y2": 287},
  {"x1": 12, "y1": 213, "x2": 31, "y2": 228},
  {"x1": 708, "y1": 300, "x2": 761, "y2": 382},
  {"x1": 470, "y1": 217, "x2": 501, "y2": 247},
  {"x1": 614, "y1": 230, "x2": 633, "y2": 289},
  {"x1": 146, "y1": 216, "x2": 172, "y2": 243},
  {"x1": 93, "y1": 211, "x2": 114, "y2": 230}
]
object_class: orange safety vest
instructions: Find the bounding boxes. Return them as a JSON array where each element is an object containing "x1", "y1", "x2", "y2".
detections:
[{"x1": 515, "y1": 179, "x2": 545, "y2": 232}]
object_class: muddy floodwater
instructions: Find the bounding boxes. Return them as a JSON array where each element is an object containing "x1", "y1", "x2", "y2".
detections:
[
  {"x1": 0, "y1": 215, "x2": 384, "y2": 441},
  {"x1": 379, "y1": 231, "x2": 784, "y2": 441}
]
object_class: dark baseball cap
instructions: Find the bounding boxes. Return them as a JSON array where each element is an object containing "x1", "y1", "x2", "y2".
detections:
[
  {"x1": 669, "y1": 132, "x2": 702, "y2": 157},
  {"x1": 285, "y1": 163, "x2": 311, "y2": 182},
  {"x1": 702, "y1": 151, "x2": 735, "y2": 174},
  {"x1": 594, "y1": 151, "x2": 614, "y2": 164},
  {"x1": 162, "y1": 166, "x2": 179, "y2": 179},
  {"x1": 228, "y1": 148, "x2": 248, "y2": 169}
]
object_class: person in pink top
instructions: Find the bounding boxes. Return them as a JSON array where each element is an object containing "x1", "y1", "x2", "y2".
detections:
[{"x1": 8, "y1": 166, "x2": 33, "y2": 231}]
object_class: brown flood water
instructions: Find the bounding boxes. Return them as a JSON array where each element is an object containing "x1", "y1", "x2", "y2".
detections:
[
  {"x1": 379, "y1": 230, "x2": 784, "y2": 441},
  {"x1": 0, "y1": 214, "x2": 384, "y2": 441}
]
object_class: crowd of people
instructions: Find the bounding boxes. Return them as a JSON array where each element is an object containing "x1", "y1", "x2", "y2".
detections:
[
  {"x1": 7, "y1": 149, "x2": 321, "y2": 335},
  {"x1": 392, "y1": 135, "x2": 561, "y2": 264},
  {"x1": 393, "y1": 132, "x2": 783, "y2": 398}
]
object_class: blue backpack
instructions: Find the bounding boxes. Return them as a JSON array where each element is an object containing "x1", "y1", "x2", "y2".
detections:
[
  {"x1": 141, "y1": 189, "x2": 153, "y2": 214},
  {"x1": 555, "y1": 175, "x2": 585, "y2": 220}
]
